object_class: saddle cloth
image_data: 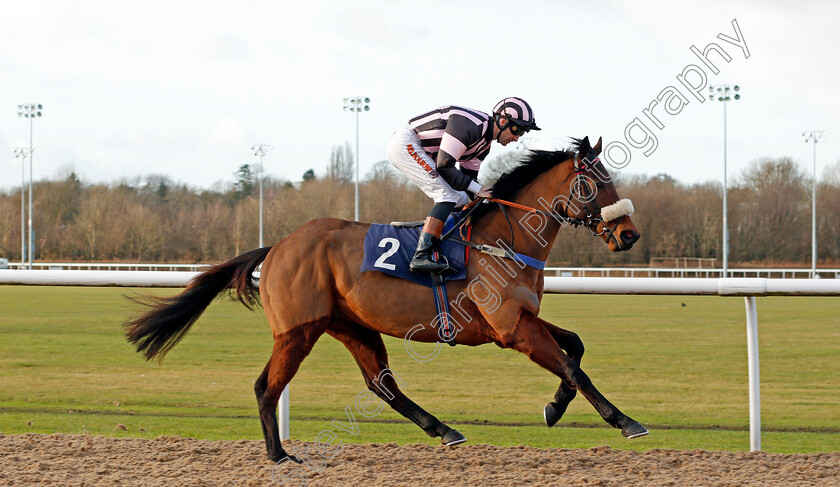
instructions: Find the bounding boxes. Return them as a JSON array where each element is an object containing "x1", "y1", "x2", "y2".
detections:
[{"x1": 361, "y1": 216, "x2": 467, "y2": 287}]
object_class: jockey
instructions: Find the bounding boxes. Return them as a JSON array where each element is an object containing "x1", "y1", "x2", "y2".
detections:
[{"x1": 387, "y1": 97, "x2": 540, "y2": 274}]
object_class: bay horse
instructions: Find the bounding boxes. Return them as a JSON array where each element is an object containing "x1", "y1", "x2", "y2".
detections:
[{"x1": 124, "y1": 136, "x2": 647, "y2": 463}]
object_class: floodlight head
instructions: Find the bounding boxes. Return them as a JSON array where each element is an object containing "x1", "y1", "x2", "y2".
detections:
[
  {"x1": 364, "y1": 105, "x2": 370, "y2": 111},
  {"x1": 734, "y1": 94, "x2": 740, "y2": 100},
  {"x1": 734, "y1": 85, "x2": 740, "y2": 92},
  {"x1": 364, "y1": 97, "x2": 370, "y2": 103}
]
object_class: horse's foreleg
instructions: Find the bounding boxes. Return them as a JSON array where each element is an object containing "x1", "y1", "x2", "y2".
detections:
[
  {"x1": 256, "y1": 321, "x2": 326, "y2": 462},
  {"x1": 542, "y1": 322, "x2": 584, "y2": 427},
  {"x1": 326, "y1": 319, "x2": 467, "y2": 446},
  {"x1": 504, "y1": 312, "x2": 648, "y2": 438}
]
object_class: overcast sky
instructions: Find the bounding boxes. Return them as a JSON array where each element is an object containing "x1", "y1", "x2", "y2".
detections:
[{"x1": 2, "y1": 0, "x2": 839, "y2": 192}]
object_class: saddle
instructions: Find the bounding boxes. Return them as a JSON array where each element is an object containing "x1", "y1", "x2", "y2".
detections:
[
  {"x1": 361, "y1": 213, "x2": 470, "y2": 288},
  {"x1": 362, "y1": 204, "x2": 546, "y2": 346},
  {"x1": 389, "y1": 220, "x2": 425, "y2": 228}
]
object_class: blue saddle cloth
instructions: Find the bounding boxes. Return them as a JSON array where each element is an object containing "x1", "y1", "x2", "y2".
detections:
[{"x1": 361, "y1": 216, "x2": 467, "y2": 288}]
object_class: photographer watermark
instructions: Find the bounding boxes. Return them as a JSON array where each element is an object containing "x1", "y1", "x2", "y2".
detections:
[{"x1": 601, "y1": 18, "x2": 749, "y2": 170}]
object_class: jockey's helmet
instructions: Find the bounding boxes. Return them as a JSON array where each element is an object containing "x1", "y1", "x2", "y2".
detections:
[{"x1": 492, "y1": 97, "x2": 541, "y2": 131}]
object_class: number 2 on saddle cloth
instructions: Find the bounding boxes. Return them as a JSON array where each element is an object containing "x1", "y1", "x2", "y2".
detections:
[{"x1": 361, "y1": 213, "x2": 470, "y2": 345}]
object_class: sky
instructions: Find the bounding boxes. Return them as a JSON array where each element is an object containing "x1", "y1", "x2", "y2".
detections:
[{"x1": 2, "y1": 0, "x2": 839, "y2": 192}]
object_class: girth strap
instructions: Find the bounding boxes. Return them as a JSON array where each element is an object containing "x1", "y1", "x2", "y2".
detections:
[
  {"x1": 448, "y1": 236, "x2": 545, "y2": 270},
  {"x1": 429, "y1": 270, "x2": 457, "y2": 347}
]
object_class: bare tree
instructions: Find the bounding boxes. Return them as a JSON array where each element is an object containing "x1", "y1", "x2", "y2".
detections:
[
  {"x1": 818, "y1": 160, "x2": 840, "y2": 263},
  {"x1": 122, "y1": 204, "x2": 164, "y2": 261},
  {"x1": 327, "y1": 143, "x2": 354, "y2": 183},
  {"x1": 0, "y1": 194, "x2": 19, "y2": 260},
  {"x1": 73, "y1": 186, "x2": 111, "y2": 260},
  {"x1": 365, "y1": 160, "x2": 401, "y2": 183},
  {"x1": 733, "y1": 157, "x2": 809, "y2": 263},
  {"x1": 1, "y1": 150, "x2": 835, "y2": 267}
]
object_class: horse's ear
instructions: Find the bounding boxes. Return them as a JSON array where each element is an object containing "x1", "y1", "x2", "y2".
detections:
[
  {"x1": 579, "y1": 136, "x2": 591, "y2": 155},
  {"x1": 593, "y1": 137, "x2": 603, "y2": 156}
]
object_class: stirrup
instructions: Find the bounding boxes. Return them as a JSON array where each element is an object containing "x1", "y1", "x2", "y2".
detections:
[
  {"x1": 409, "y1": 255, "x2": 457, "y2": 275},
  {"x1": 433, "y1": 255, "x2": 458, "y2": 276}
]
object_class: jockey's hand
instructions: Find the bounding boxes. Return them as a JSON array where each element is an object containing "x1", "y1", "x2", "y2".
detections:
[{"x1": 476, "y1": 187, "x2": 493, "y2": 199}]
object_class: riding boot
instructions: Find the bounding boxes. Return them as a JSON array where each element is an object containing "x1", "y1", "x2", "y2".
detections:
[{"x1": 410, "y1": 217, "x2": 457, "y2": 275}]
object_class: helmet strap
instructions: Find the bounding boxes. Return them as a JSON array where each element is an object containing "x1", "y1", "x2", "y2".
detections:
[{"x1": 494, "y1": 115, "x2": 510, "y2": 142}]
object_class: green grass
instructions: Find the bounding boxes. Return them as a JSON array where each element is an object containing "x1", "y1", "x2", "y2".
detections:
[{"x1": 1, "y1": 286, "x2": 838, "y2": 453}]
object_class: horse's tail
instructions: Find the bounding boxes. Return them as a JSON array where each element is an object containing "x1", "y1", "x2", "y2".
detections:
[{"x1": 123, "y1": 246, "x2": 271, "y2": 362}]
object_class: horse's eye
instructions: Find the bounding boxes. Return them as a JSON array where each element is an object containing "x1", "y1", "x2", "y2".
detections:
[{"x1": 595, "y1": 182, "x2": 604, "y2": 189}]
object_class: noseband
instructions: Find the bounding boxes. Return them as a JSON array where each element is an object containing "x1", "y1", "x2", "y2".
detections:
[
  {"x1": 457, "y1": 153, "x2": 635, "y2": 252},
  {"x1": 559, "y1": 154, "x2": 635, "y2": 249}
]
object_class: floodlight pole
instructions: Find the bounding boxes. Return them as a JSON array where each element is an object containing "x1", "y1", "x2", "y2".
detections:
[
  {"x1": 343, "y1": 96, "x2": 371, "y2": 221},
  {"x1": 802, "y1": 130, "x2": 827, "y2": 279},
  {"x1": 709, "y1": 85, "x2": 740, "y2": 278},
  {"x1": 251, "y1": 144, "x2": 273, "y2": 248},
  {"x1": 14, "y1": 147, "x2": 31, "y2": 266},
  {"x1": 252, "y1": 142, "x2": 283, "y2": 438},
  {"x1": 18, "y1": 103, "x2": 42, "y2": 269}
]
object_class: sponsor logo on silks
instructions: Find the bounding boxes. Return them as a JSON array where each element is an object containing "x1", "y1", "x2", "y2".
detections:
[{"x1": 406, "y1": 144, "x2": 438, "y2": 179}]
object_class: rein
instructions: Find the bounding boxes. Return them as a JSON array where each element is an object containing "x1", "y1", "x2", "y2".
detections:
[
  {"x1": 441, "y1": 199, "x2": 546, "y2": 270},
  {"x1": 444, "y1": 154, "x2": 634, "y2": 264}
]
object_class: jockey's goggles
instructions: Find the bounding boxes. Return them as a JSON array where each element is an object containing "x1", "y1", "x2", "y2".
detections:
[{"x1": 508, "y1": 123, "x2": 530, "y2": 136}]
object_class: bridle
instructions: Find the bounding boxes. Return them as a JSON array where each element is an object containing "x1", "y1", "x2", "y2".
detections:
[
  {"x1": 449, "y1": 152, "x2": 635, "y2": 261},
  {"x1": 565, "y1": 153, "x2": 629, "y2": 249}
]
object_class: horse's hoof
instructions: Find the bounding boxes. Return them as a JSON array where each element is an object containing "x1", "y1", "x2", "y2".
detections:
[
  {"x1": 622, "y1": 422, "x2": 649, "y2": 439},
  {"x1": 272, "y1": 453, "x2": 304, "y2": 464},
  {"x1": 441, "y1": 429, "x2": 467, "y2": 446},
  {"x1": 543, "y1": 402, "x2": 567, "y2": 428}
]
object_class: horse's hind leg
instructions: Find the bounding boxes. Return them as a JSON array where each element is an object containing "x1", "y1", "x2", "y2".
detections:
[
  {"x1": 503, "y1": 312, "x2": 648, "y2": 438},
  {"x1": 255, "y1": 320, "x2": 327, "y2": 462},
  {"x1": 326, "y1": 319, "x2": 467, "y2": 446},
  {"x1": 542, "y1": 322, "x2": 584, "y2": 427}
]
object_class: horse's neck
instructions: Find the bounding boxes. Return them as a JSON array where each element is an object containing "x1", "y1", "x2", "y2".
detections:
[{"x1": 475, "y1": 163, "x2": 572, "y2": 262}]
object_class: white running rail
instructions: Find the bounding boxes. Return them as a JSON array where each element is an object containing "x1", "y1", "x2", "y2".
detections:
[{"x1": 2, "y1": 270, "x2": 839, "y2": 452}]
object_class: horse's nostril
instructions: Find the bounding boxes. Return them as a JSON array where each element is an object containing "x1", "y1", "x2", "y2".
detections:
[{"x1": 621, "y1": 230, "x2": 640, "y2": 246}]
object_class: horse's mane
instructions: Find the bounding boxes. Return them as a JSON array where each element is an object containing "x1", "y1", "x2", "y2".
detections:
[{"x1": 470, "y1": 139, "x2": 581, "y2": 221}]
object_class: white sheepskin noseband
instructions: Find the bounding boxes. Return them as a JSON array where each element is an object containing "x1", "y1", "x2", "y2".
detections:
[{"x1": 600, "y1": 199, "x2": 634, "y2": 222}]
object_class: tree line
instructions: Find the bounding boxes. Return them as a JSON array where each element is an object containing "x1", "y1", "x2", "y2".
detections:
[{"x1": 1, "y1": 146, "x2": 839, "y2": 267}]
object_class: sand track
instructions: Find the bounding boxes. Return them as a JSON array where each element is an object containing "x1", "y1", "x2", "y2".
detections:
[{"x1": 1, "y1": 433, "x2": 838, "y2": 486}]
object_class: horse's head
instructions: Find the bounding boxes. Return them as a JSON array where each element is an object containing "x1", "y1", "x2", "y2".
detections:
[
  {"x1": 556, "y1": 136, "x2": 640, "y2": 251},
  {"x1": 472, "y1": 138, "x2": 639, "y2": 254}
]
